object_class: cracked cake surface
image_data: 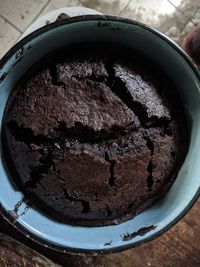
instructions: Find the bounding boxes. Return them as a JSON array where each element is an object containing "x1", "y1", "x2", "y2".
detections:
[{"x1": 3, "y1": 44, "x2": 188, "y2": 225}]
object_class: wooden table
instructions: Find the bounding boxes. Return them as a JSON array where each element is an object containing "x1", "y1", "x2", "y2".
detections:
[
  {"x1": 0, "y1": 198, "x2": 199, "y2": 266},
  {"x1": 96, "y1": 198, "x2": 200, "y2": 267}
]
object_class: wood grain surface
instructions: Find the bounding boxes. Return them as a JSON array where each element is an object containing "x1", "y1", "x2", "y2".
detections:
[
  {"x1": 0, "y1": 233, "x2": 60, "y2": 267},
  {"x1": 0, "y1": 198, "x2": 199, "y2": 266}
]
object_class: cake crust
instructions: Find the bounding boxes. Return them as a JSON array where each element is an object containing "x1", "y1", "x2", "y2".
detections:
[{"x1": 3, "y1": 45, "x2": 187, "y2": 226}]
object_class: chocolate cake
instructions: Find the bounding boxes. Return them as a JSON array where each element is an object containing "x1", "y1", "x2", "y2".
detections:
[{"x1": 3, "y1": 44, "x2": 187, "y2": 226}]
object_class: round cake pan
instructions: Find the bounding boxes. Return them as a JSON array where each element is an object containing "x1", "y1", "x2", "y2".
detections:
[{"x1": 0, "y1": 15, "x2": 200, "y2": 254}]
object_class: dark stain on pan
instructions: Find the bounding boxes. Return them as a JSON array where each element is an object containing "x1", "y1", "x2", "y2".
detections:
[
  {"x1": 20, "y1": 202, "x2": 32, "y2": 217},
  {"x1": 7, "y1": 197, "x2": 31, "y2": 220},
  {"x1": 13, "y1": 197, "x2": 26, "y2": 214},
  {"x1": 97, "y1": 20, "x2": 121, "y2": 31},
  {"x1": 19, "y1": 200, "x2": 32, "y2": 217},
  {"x1": 122, "y1": 225, "x2": 157, "y2": 241},
  {"x1": 0, "y1": 45, "x2": 32, "y2": 84},
  {"x1": 15, "y1": 45, "x2": 31, "y2": 60},
  {"x1": 15, "y1": 46, "x2": 25, "y2": 60},
  {"x1": 12, "y1": 56, "x2": 24, "y2": 68},
  {"x1": 97, "y1": 21, "x2": 111, "y2": 28},
  {"x1": 104, "y1": 240, "x2": 112, "y2": 246}
]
